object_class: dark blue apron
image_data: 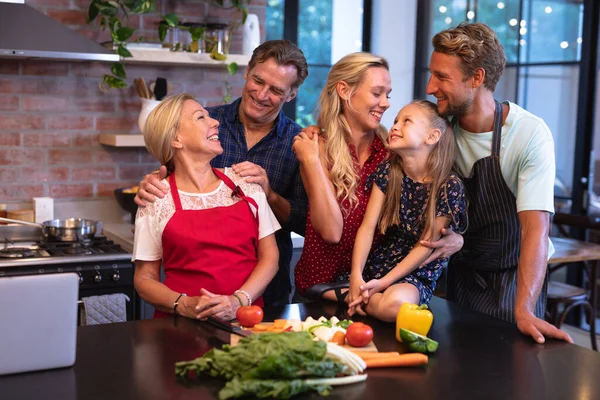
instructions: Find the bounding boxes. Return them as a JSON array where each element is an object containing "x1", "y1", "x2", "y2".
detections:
[{"x1": 447, "y1": 100, "x2": 547, "y2": 323}]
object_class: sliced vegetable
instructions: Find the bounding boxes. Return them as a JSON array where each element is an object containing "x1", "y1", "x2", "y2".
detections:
[
  {"x1": 365, "y1": 353, "x2": 428, "y2": 368},
  {"x1": 349, "y1": 351, "x2": 400, "y2": 361},
  {"x1": 331, "y1": 331, "x2": 346, "y2": 346},
  {"x1": 396, "y1": 303, "x2": 433, "y2": 341},
  {"x1": 399, "y1": 328, "x2": 439, "y2": 354}
]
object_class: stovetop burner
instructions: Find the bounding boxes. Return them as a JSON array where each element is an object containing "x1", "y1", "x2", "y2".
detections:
[{"x1": 0, "y1": 247, "x2": 34, "y2": 259}]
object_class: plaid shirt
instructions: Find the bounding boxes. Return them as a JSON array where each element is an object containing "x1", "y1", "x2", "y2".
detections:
[{"x1": 207, "y1": 98, "x2": 307, "y2": 305}]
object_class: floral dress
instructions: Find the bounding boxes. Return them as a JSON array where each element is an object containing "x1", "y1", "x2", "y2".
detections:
[{"x1": 361, "y1": 160, "x2": 467, "y2": 305}]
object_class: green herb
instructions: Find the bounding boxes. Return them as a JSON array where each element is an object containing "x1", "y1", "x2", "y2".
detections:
[
  {"x1": 175, "y1": 331, "x2": 346, "y2": 399},
  {"x1": 307, "y1": 320, "x2": 332, "y2": 334},
  {"x1": 336, "y1": 319, "x2": 353, "y2": 330}
]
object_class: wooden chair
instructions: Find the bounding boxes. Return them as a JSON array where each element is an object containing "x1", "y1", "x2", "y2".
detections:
[{"x1": 548, "y1": 213, "x2": 599, "y2": 351}]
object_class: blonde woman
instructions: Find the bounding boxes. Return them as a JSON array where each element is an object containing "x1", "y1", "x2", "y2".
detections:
[
  {"x1": 132, "y1": 93, "x2": 280, "y2": 320},
  {"x1": 292, "y1": 53, "x2": 391, "y2": 301},
  {"x1": 348, "y1": 101, "x2": 467, "y2": 322}
]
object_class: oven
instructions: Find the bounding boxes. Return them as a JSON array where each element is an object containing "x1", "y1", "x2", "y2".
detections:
[{"x1": 0, "y1": 225, "x2": 139, "y2": 321}]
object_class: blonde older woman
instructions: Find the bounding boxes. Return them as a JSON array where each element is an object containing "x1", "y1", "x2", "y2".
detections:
[{"x1": 133, "y1": 93, "x2": 280, "y2": 320}]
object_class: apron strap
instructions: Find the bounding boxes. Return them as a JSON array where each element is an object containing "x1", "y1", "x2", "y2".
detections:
[
  {"x1": 491, "y1": 100, "x2": 503, "y2": 156},
  {"x1": 168, "y1": 174, "x2": 183, "y2": 211},
  {"x1": 212, "y1": 168, "x2": 260, "y2": 217}
]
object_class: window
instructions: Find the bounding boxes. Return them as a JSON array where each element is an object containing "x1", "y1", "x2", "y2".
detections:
[
  {"x1": 415, "y1": 0, "x2": 585, "y2": 213},
  {"x1": 266, "y1": 0, "x2": 371, "y2": 126}
]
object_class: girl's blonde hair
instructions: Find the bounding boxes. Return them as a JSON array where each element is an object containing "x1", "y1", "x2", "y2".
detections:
[
  {"x1": 379, "y1": 100, "x2": 458, "y2": 240},
  {"x1": 143, "y1": 93, "x2": 196, "y2": 174},
  {"x1": 316, "y1": 52, "x2": 390, "y2": 209}
]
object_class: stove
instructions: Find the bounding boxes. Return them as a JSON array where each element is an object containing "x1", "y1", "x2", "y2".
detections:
[{"x1": 0, "y1": 225, "x2": 139, "y2": 321}]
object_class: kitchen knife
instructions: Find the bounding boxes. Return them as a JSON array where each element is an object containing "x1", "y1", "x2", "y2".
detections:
[
  {"x1": 206, "y1": 316, "x2": 253, "y2": 337},
  {"x1": 154, "y1": 77, "x2": 168, "y2": 101}
]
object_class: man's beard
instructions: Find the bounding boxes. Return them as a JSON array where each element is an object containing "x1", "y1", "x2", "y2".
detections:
[{"x1": 440, "y1": 98, "x2": 472, "y2": 118}]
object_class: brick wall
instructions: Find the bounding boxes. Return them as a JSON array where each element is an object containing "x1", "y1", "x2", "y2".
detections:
[{"x1": 0, "y1": 0, "x2": 266, "y2": 202}]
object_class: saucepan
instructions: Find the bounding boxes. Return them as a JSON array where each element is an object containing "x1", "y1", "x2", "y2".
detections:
[{"x1": 0, "y1": 217, "x2": 97, "y2": 242}]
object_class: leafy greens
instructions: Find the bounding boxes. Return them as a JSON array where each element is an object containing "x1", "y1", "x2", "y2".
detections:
[{"x1": 175, "y1": 331, "x2": 347, "y2": 399}]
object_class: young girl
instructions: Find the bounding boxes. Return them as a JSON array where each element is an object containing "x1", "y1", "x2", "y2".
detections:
[{"x1": 348, "y1": 100, "x2": 467, "y2": 322}]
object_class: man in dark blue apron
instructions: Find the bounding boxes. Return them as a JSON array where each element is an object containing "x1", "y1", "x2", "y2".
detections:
[{"x1": 421, "y1": 22, "x2": 572, "y2": 345}]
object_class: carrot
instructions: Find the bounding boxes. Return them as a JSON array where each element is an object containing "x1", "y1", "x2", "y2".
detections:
[
  {"x1": 331, "y1": 331, "x2": 346, "y2": 346},
  {"x1": 365, "y1": 353, "x2": 428, "y2": 368},
  {"x1": 351, "y1": 351, "x2": 401, "y2": 361},
  {"x1": 273, "y1": 319, "x2": 287, "y2": 329}
]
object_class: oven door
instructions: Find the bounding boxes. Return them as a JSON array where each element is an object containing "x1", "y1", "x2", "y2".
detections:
[{"x1": 78, "y1": 286, "x2": 140, "y2": 324}]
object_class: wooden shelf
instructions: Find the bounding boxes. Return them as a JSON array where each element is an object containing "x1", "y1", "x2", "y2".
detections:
[
  {"x1": 99, "y1": 134, "x2": 145, "y2": 147},
  {"x1": 124, "y1": 49, "x2": 251, "y2": 67}
]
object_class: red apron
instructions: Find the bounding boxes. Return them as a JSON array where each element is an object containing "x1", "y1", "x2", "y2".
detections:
[{"x1": 154, "y1": 168, "x2": 262, "y2": 318}]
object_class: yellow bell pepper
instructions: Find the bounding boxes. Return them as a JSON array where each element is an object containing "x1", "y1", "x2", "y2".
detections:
[{"x1": 396, "y1": 303, "x2": 434, "y2": 342}]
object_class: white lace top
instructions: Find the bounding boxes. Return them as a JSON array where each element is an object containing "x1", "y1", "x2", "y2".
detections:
[{"x1": 132, "y1": 168, "x2": 281, "y2": 262}]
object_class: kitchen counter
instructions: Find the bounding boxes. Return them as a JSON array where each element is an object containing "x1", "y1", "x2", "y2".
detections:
[
  {"x1": 2, "y1": 297, "x2": 599, "y2": 400},
  {"x1": 103, "y1": 223, "x2": 304, "y2": 253}
]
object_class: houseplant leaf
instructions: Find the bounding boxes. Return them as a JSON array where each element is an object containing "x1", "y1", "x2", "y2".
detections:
[
  {"x1": 227, "y1": 62, "x2": 238, "y2": 76},
  {"x1": 116, "y1": 44, "x2": 133, "y2": 58},
  {"x1": 111, "y1": 63, "x2": 127, "y2": 78},
  {"x1": 116, "y1": 26, "x2": 135, "y2": 42}
]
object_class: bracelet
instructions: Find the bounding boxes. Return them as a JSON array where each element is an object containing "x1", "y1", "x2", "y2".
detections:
[
  {"x1": 173, "y1": 293, "x2": 186, "y2": 315},
  {"x1": 234, "y1": 289, "x2": 251, "y2": 306},
  {"x1": 232, "y1": 293, "x2": 244, "y2": 307}
]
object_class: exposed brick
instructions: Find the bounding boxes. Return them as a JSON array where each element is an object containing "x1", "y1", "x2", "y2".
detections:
[
  {"x1": 0, "y1": 148, "x2": 45, "y2": 165},
  {"x1": 47, "y1": 115, "x2": 93, "y2": 130},
  {"x1": 0, "y1": 78, "x2": 46, "y2": 94},
  {"x1": 27, "y1": 0, "x2": 71, "y2": 6},
  {"x1": 0, "y1": 185, "x2": 46, "y2": 200},
  {"x1": 0, "y1": 168, "x2": 19, "y2": 183},
  {"x1": 50, "y1": 183, "x2": 94, "y2": 198},
  {"x1": 0, "y1": 61, "x2": 19, "y2": 74},
  {"x1": 71, "y1": 98, "x2": 116, "y2": 112},
  {"x1": 72, "y1": 166, "x2": 117, "y2": 181},
  {"x1": 95, "y1": 115, "x2": 138, "y2": 131},
  {"x1": 94, "y1": 148, "x2": 140, "y2": 164},
  {"x1": 97, "y1": 182, "x2": 135, "y2": 197},
  {"x1": 0, "y1": 133, "x2": 20, "y2": 146},
  {"x1": 118, "y1": 98, "x2": 142, "y2": 113},
  {"x1": 23, "y1": 96, "x2": 70, "y2": 112},
  {"x1": 0, "y1": 116, "x2": 45, "y2": 130},
  {"x1": 0, "y1": 96, "x2": 19, "y2": 111},
  {"x1": 48, "y1": 149, "x2": 93, "y2": 164},
  {"x1": 118, "y1": 165, "x2": 156, "y2": 181},
  {"x1": 71, "y1": 132, "x2": 99, "y2": 147},
  {"x1": 22, "y1": 132, "x2": 70, "y2": 147},
  {"x1": 47, "y1": 9, "x2": 87, "y2": 26},
  {"x1": 22, "y1": 62, "x2": 69, "y2": 76},
  {"x1": 43, "y1": 78, "x2": 92, "y2": 96},
  {"x1": 22, "y1": 166, "x2": 69, "y2": 182},
  {"x1": 139, "y1": 151, "x2": 158, "y2": 163},
  {"x1": 71, "y1": 63, "x2": 111, "y2": 78}
]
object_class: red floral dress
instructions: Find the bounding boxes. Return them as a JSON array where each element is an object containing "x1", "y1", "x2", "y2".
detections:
[{"x1": 294, "y1": 136, "x2": 388, "y2": 294}]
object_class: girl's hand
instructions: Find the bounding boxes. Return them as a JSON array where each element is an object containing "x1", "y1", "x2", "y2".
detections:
[
  {"x1": 195, "y1": 288, "x2": 238, "y2": 321},
  {"x1": 292, "y1": 131, "x2": 321, "y2": 165},
  {"x1": 358, "y1": 279, "x2": 388, "y2": 303}
]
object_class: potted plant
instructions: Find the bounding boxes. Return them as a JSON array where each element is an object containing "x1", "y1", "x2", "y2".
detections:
[{"x1": 87, "y1": 0, "x2": 251, "y2": 92}]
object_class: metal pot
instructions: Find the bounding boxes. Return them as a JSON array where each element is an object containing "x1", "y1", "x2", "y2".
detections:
[{"x1": 0, "y1": 217, "x2": 97, "y2": 242}]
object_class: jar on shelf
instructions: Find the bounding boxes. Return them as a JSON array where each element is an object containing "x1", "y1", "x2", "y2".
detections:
[
  {"x1": 180, "y1": 22, "x2": 206, "y2": 53},
  {"x1": 204, "y1": 22, "x2": 229, "y2": 54}
]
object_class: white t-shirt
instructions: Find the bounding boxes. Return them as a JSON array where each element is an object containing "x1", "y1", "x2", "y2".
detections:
[
  {"x1": 454, "y1": 101, "x2": 555, "y2": 257},
  {"x1": 132, "y1": 167, "x2": 281, "y2": 262}
]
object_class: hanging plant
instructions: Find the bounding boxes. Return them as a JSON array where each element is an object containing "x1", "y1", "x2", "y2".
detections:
[{"x1": 87, "y1": 0, "x2": 252, "y2": 93}]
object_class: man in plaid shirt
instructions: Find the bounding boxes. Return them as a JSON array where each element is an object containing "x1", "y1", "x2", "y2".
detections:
[{"x1": 135, "y1": 40, "x2": 309, "y2": 306}]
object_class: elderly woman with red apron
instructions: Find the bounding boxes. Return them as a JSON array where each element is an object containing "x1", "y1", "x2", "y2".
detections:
[{"x1": 132, "y1": 93, "x2": 280, "y2": 321}]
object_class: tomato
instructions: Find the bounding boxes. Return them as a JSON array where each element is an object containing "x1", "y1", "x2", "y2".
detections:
[
  {"x1": 235, "y1": 305, "x2": 264, "y2": 327},
  {"x1": 345, "y1": 322, "x2": 374, "y2": 347}
]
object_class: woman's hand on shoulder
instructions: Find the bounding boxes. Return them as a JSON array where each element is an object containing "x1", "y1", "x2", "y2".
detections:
[{"x1": 292, "y1": 129, "x2": 321, "y2": 165}]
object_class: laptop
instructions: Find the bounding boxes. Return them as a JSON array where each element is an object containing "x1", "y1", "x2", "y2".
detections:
[{"x1": 0, "y1": 273, "x2": 79, "y2": 375}]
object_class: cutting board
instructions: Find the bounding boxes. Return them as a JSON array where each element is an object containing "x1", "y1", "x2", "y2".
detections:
[{"x1": 230, "y1": 322, "x2": 378, "y2": 352}]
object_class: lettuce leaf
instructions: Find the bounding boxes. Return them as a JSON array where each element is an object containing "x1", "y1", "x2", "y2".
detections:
[{"x1": 175, "y1": 332, "x2": 347, "y2": 399}]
